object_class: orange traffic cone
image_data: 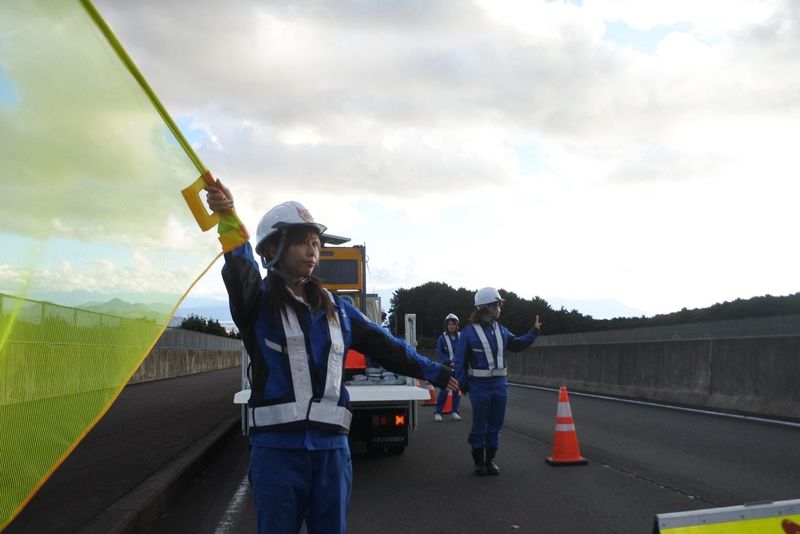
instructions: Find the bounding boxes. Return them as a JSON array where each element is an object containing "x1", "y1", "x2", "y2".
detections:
[
  {"x1": 442, "y1": 390, "x2": 453, "y2": 414},
  {"x1": 546, "y1": 387, "x2": 587, "y2": 466}
]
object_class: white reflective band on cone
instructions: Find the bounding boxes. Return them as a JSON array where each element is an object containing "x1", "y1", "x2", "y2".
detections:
[
  {"x1": 557, "y1": 402, "x2": 573, "y2": 418},
  {"x1": 555, "y1": 424, "x2": 576, "y2": 431}
]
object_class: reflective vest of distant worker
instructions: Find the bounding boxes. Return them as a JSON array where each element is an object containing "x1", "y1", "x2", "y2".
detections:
[
  {"x1": 204, "y1": 188, "x2": 459, "y2": 534},
  {"x1": 454, "y1": 287, "x2": 542, "y2": 476},
  {"x1": 434, "y1": 313, "x2": 462, "y2": 422}
]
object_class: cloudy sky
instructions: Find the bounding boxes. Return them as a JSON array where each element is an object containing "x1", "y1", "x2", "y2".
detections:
[{"x1": 95, "y1": 0, "x2": 800, "y2": 319}]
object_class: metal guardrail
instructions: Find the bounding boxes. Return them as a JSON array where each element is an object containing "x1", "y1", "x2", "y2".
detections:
[{"x1": 0, "y1": 292, "x2": 240, "y2": 350}]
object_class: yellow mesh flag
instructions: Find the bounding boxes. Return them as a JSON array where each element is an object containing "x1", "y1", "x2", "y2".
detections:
[{"x1": 0, "y1": 1, "x2": 246, "y2": 528}]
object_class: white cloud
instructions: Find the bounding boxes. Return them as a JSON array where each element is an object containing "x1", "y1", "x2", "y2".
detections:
[{"x1": 30, "y1": 0, "x2": 800, "y2": 316}]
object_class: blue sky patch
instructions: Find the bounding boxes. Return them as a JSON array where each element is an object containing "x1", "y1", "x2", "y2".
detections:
[
  {"x1": 603, "y1": 20, "x2": 692, "y2": 54},
  {"x1": 0, "y1": 65, "x2": 20, "y2": 107},
  {"x1": 175, "y1": 116, "x2": 207, "y2": 146},
  {"x1": 509, "y1": 144, "x2": 547, "y2": 176}
]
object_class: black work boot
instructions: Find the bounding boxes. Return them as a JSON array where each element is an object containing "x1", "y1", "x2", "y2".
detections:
[
  {"x1": 472, "y1": 448, "x2": 487, "y2": 476},
  {"x1": 485, "y1": 447, "x2": 500, "y2": 475}
]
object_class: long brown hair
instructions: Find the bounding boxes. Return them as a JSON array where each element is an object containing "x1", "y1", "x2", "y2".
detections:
[
  {"x1": 265, "y1": 226, "x2": 335, "y2": 320},
  {"x1": 469, "y1": 308, "x2": 492, "y2": 325}
]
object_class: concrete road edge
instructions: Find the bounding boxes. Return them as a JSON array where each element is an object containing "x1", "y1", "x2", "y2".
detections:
[{"x1": 76, "y1": 414, "x2": 241, "y2": 534}]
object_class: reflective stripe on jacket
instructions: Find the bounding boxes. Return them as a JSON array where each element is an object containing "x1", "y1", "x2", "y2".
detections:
[
  {"x1": 221, "y1": 242, "x2": 453, "y2": 435},
  {"x1": 249, "y1": 290, "x2": 351, "y2": 431},
  {"x1": 454, "y1": 320, "x2": 538, "y2": 388},
  {"x1": 436, "y1": 331, "x2": 459, "y2": 365}
]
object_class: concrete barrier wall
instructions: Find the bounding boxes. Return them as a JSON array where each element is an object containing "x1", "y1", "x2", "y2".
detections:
[
  {"x1": 154, "y1": 328, "x2": 243, "y2": 351},
  {"x1": 128, "y1": 347, "x2": 242, "y2": 384},
  {"x1": 420, "y1": 316, "x2": 800, "y2": 421},
  {"x1": 128, "y1": 329, "x2": 242, "y2": 384},
  {"x1": 507, "y1": 335, "x2": 800, "y2": 421},
  {"x1": 137, "y1": 321, "x2": 800, "y2": 420}
]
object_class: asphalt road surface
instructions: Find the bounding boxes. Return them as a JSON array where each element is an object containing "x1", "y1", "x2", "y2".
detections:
[{"x1": 151, "y1": 384, "x2": 800, "y2": 533}]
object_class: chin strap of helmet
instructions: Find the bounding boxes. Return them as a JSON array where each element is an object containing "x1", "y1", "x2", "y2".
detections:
[
  {"x1": 271, "y1": 268, "x2": 312, "y2": 288},
  {"x1": 259, "y1": 228, "x2": 312, "y2": 287},
  {"x1": 260, "y1": 228, "x2": 287, "y2": 270}
]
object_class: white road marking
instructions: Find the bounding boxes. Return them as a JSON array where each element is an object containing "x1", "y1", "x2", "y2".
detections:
[
  {"x1": 511, "y1": 382, "x2": 800, "y2": 429},
  {"x1": 214, "y1": 474, "x2": 250, "y2": 534}
]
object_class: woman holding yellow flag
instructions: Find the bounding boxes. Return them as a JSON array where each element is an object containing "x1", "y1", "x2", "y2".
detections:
[{"x1": 205, "y1": 184, "x2": 458, "y2": 534}]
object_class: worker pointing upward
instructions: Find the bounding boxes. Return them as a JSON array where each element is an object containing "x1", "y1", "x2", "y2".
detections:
[{"x1": 455, "y1": 287, "x2": 541, "y2": 476}]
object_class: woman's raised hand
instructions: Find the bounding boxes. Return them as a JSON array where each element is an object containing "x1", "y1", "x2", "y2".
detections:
[{"x1": 204, "y1": 181, "x2": 234, "y2": 214}]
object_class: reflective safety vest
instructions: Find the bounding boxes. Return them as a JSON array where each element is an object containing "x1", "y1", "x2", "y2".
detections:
[
  {"x1": 249, "y1": 291, "x2": 352, "y2": 432},
  {"x1": 468, "y1": 321, "x2": 508, "y2": 377},
  {"x1": 442, "y1": 332, "x2": 458, "y2": 360}
]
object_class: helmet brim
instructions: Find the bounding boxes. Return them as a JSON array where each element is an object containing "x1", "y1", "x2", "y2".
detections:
[
  {"x1": 475, "y1": 298, "x2": 505, "y2": 308},
  {"x1": 255, "y1": 222, "x2": 327, "y2": 258}
]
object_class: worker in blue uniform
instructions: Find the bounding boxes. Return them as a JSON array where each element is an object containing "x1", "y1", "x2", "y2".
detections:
[
  {"x1": 455, "y1": 287, "x2": 541, "y2": 476},
  {"x1": 205, "y1": 185, "x2": 458, "y2": 534},
  {"x1": 434, "y1": 313, "x2": 462, "y2": 422}
]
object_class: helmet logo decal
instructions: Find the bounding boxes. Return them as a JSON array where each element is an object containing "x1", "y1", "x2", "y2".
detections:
[{"x1": 296, "y1": 206, "x2": 314, "y2": 223}]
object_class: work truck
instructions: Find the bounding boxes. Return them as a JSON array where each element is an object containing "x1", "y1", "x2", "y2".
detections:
[{"x1": 233, "y1": 240, "x2": 431, "y2": 454}]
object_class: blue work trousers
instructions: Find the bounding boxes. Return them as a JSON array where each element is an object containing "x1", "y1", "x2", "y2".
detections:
[
  {"x1": 249, "y1": 445, "x2": 352, "y2": 534},
  {"x1": 435, "y1": 388, "x2": 461, "y2": 414},
  {"x1": 467, "y1": 378, "x2": 508, "y2": 449}
]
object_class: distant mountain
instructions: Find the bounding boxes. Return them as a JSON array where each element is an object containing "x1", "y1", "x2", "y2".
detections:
[
  {"x1": 25, "y1": 289, "x2": 178, "y2": 309},
  {"x1": 78, "y1": 298, "x2": 172, "y2": 321}
]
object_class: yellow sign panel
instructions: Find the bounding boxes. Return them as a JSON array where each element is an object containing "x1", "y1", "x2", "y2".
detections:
[
  {"x1": 656, "y1": 500, "x2": 800, "y2": 534},
  {"x1": 661, "y1": 516, "x2": 800, "y2": 533},
  {"x1": 315, "y1": 246, "x2": 365, "y2": 292}
]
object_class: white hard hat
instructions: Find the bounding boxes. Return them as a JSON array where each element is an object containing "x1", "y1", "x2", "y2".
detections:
[
  {"x1": 254, "y1": 201, "x2": 327, "y2": 258},
  {"x1": 474, "y1": 287, "x2": 504, "y2": 308},
  {"x1": 445, "y1": 313, "x2": 459, "y2": 323}
]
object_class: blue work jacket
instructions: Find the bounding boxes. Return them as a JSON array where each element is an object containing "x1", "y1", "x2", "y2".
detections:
[
  {"x1": 454, "y1": 320, "x2": 537, "y2": 392},
  {"x1": 436, "y1": 332, "x2": 459, "y2": 366},
  {"x1": 222, "y1": 242, "x2": 452, "y2": 448}
]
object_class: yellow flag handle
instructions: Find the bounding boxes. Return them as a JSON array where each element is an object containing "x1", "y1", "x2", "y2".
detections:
[
  {"x1": 181, "y1": 170, "x2": 220, "y2": 231},
  {"x1": 181, "y1": 171, "x2": 249, "y2": 252}
]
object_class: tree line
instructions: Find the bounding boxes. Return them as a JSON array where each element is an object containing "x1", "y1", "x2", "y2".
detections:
[
  {"x1": 387, "y1": 282, "x2": 800, "y2": 348},
  {"x1": 179, "y1": 314, "x2": 241, "y2": 339}
]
